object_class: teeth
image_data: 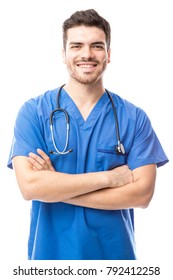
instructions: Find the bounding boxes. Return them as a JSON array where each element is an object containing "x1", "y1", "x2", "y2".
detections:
[{"x1": 78, "y1": 64, "x2": 94, "y2": 68}]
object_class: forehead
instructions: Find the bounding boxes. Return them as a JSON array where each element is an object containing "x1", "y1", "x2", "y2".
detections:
[{"x1": 66, "y1": 26, "x2": 106, "y2": 44}]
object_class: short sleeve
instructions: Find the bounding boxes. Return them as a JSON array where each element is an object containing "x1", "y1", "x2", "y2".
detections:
[
  {"x1": 7, "y1": 99, "x2": 48, "y2": 169},
  {"x1": 127, "y1": 108, "x2": 169, "y2": 170}
]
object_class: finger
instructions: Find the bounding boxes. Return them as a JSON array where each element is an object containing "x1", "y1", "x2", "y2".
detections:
[
  {"x1": 29, "y1": 152, "x2": 43, "y2": 165},
  {"x1": 37, "y1": 149, "x2": 50, "y2": 162},
  {"x1": 37, "y1": 149, "x2": 55, "y2": 171},
  {"x1": 28, "y1": 150, "x2": 55, "y2": 171},
  {"x1": 28, "y1": 152, "x2": 50, "y2": 170},
  {"x1": 28, "y1": 152, "x2": 45, "y2": 166},
  {"x1": 27, "y1": 157, "x2": 45, "y2": 171}
]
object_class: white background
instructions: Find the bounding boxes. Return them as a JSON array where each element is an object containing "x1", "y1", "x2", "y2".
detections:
[{"x1": 0, "y1": 0, "x2": 172, "y2": 272}]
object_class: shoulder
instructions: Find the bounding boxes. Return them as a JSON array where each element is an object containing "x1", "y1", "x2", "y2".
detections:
[
  {"x1": 26, "y1": 88, "x2": 58, "y2": 108},
  {"x1": 109, "y1": 91, "x2": 152, "y2": 134},
  {"x1": 19, "y1": 88, "x2": 58, "y2": 116},
  {"x1": 111, "y1": 91, "x2": 148, "y2": 118}
]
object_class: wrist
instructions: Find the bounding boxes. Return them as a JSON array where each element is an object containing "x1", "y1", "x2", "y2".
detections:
[{"x1": 99, "y1": 171, "x2": 111, "y2": 189}]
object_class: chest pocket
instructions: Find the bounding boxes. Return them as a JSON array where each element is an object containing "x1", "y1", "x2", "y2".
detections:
[{"x1": 96, "y1": 144, "x2": 127, "y2": 171}]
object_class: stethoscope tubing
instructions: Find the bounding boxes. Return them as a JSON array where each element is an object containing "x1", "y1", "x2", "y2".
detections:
[{"x1": 49, "y1": 85, "x2": 125, "y2": 155}]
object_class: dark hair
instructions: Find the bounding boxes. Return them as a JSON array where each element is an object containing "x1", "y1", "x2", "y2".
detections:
[{"x1": 62, "y1": 9, "x2": 111, "y2": 50}]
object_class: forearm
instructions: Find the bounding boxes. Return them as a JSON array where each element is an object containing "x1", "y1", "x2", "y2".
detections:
[
  {"x1": 27, "y1": 170, "x2": 109, "y2": 202},
  {"x1": 13, "y1": 152, "x2": 133, "y2": 203},
  {"x1": 64, "y1": 165, "x2": 156, "y2": 210},
  {"x1": 16, "y1": 151, "x2": 155, "y2": 207},
  {"x1": 13, "y1": 156, "x2": 110, "y2": 202},
  {"x1": 64, "y1": 183, "x2": 151, "y2": 210}
]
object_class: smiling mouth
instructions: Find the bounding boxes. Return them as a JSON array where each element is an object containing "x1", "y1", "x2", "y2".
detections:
[
  {"x1": 76, "y1": 63, "x2": 97, "y2": 69},
  {"x1": 77, "y1": 63, "x2": 97, "y2": 72}
]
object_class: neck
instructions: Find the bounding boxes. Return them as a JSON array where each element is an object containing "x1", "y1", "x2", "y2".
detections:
[
  {"x1": 64, "y1": 80, "x2": 105, "y2": 104},
  {"x1": 64, "y1": 80, "x2": 105, "y2": 120}
]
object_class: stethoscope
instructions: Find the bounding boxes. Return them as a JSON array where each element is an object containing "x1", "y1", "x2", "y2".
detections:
[{"x1": 49, "y1": 84, "x2": 125, "y2": 155}]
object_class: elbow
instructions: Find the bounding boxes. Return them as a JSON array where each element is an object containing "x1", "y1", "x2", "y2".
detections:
[
  {"x1": 132, "y1": 163, "x2": 156, "y2": 209},
  {"x1": 140, "y1": 198, "x2": 151, "y2": 209},
  {"x1": 21, "y1": 188, "x2": 33, "y2": 201},
  {"x1": 139, "y1": 189, "x2": 155, "y2": 209},
  {"x1": 19, "y1": 184, "x2": 34, "y2": 201},
  {"x1": 17, "y1": 175, "x2": 36, "y2": 201},
  {"x1": 131, "y1": 183, "x2": 155, "y2": 209},
  {"x1": 12, "y1": 156, "x2": 37, "y2": 201}
]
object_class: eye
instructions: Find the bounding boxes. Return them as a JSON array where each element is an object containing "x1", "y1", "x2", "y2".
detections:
[
  {"x1": 92, "y1": 44, "x2": 105, "y2": 50},
  {"x1": 70, "y1": 44, "x2": 82, "y2": 49}
]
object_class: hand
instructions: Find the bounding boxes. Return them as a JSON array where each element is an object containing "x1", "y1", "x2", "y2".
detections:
[
  {"x1": 107, "y1": 165, "x2": 134, "y2": 188},
  {"x1": 27, "y1": 149, "x2": 55, "y2": 171}
]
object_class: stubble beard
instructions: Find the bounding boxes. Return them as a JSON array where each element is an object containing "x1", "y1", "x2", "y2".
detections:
[{"x1": 68, "y1": 62, "x2": 107, "y2": 85}]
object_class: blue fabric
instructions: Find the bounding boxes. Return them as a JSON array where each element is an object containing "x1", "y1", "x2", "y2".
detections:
[{"x1": 7, "y1": 87, "x2": 168, "y2": 260}]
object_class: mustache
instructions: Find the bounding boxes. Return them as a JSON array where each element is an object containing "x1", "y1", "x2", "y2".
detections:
[{"x1": 76, "y1": 58, "x2": 99, "y2": 63}]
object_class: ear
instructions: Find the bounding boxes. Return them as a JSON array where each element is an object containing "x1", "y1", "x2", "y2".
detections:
[{"x1": 107, "y1": 48, "x2": 111, "y2": 63}]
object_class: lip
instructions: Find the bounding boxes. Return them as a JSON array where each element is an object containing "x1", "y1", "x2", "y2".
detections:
[{"x1": 76, "y1": 62, "x2": 97, "y2": 72}]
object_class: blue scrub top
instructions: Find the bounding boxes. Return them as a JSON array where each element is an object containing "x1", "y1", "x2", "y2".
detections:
[{"x1": 8, "y1": 87, "x2": 168, "y2": 260}]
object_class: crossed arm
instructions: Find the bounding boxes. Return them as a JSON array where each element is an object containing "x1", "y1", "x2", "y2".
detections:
[{"x1": 12, "y1": 149, "x2": 156, "y2": 210}]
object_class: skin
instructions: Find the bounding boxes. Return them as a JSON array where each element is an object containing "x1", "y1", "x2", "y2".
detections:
[
  {"x1": 62, "y1": 26, "x2": 111, "y2": 120},
  {"x1": 25, "y1": 149, "x2": 156, "y2": 210},
  {"x1": 12, "y1": 26, "x2": 156, "y2": 210}
]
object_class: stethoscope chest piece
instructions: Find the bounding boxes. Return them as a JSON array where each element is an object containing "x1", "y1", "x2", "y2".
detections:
[{"x1": 116, "y1": 142, "x2": 126, "y2": 155}]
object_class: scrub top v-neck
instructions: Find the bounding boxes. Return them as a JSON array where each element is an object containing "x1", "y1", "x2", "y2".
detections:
[
  {"x1": 7, "y1": 86, "x2": 168, "y2": 260},
  {"x1": 61, "y1": 88, "x2": 108, "y2": 129}
]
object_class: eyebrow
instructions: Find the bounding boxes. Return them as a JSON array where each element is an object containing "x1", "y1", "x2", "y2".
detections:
[
  {"x1": 69, "y1": 42, "x2": 82, "y2": 46},
  {"x1": 69, "y1": 41, "x2": 105, "y2": 46},
  {"x1": 91, "y1": 41, "x2": 105, "y2": 45}
]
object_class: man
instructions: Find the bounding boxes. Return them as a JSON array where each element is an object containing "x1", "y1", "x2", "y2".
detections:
[{"x1": 7, "y1": 9, "x2": 168, "y2": 260}]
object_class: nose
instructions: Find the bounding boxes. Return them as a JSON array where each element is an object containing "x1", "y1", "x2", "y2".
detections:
[{"x1": 80, "y1": 46, "x2": 95, "y2": 60}]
